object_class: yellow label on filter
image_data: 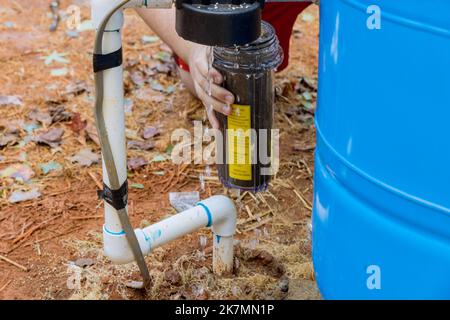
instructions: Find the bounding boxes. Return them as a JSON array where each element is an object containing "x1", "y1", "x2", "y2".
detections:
[{"x1": 227, "y1": 104, "x2": 252, "y2": 181}]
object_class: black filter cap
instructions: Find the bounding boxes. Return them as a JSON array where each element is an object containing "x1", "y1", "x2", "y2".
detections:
[{"x1": 175, "y1": 0, "x2": 264, "y2": 46}]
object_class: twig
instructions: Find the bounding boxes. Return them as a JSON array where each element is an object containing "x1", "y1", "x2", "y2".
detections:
[
  {"x1": 237, "y1": 210, "x2": 271, "y2": 225},
  {"x1": 130, "y1": 200, "x2": 135, "y2": 217},
  {"x1": 23, "y1": 226, "x2": 82, "y2": 248},
  {"x1": 292, "y1": 189, "x2": 312, "y2": 211},
  {"x1": 11, "y1": 0, "x2": 24, "y2": 12},
  {"x1": 243, "y1": 217, "x2": 273, "y2": 233},
  {"x1": 0, "y1": 280, "x2": 12, "y2": 293},
  {"x1": 283, "y1": 113, "x2": 294, "y2": 127},
  {"x1": 299, "y1": 159, "x2": 312, "y2": 178},
  {"x1": 12, "y1": 216, "x2": 59, "y2": 245},
  {"x1": 187, "y1": 175, "x2": 218, "y2": 181},
  {"x1": 175, "y1": 180, "x2": 190, "y2": 190},
  {"x1": 69, "y1": 215, "x2": 102, "y2": 220},
  {"x1": 161, "y1": 171, "x2": 175, "y2": 193},
  {"x1": 177, "y1": 164, "x2": 189, "y2": 177},
  {"x1": 88, "y1": 171, "x2": 103, "y2": 189},
  {"x1": 0, "y1": 254, "x2": 28, "y2": 272},
  {"x1": 34, "y1": 242, "x2": 41, "y2": 256},
  {"x1": 245, "y1": 205, "x2": 254, "y2": 219},
  {"x1": 287, "y1": 179, "x2": 313, "y2": 211},
  {"x1": 257, "y1": 193, "x2": 276, "y2": 215},
  {"x1": 247, "y1": 191, "x2": 259, "y2": 204},
  {"x1": 294, "y1": 145, "x2": 316, "y2": 152},
  {"x1": 266, "y1": 190, "x2": 278, "y2": 201},
  {"x1": 47, "y1": 188, "x2": 72, "y2": 197}
]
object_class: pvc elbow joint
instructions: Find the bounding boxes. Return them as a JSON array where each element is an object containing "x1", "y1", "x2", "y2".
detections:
[
  {"x1": 198, "y1": 195, "x2": 237, "y2": 237},
  {"x1": 103, "y1": 195, "x2": 237, "y2": 265}
]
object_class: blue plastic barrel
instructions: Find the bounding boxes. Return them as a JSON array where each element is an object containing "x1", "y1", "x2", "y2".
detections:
[{"x1": 312, "y1": 0, "x2": 450, "y2": 299}]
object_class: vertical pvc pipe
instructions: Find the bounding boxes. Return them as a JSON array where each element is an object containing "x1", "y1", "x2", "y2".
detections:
[
  {"x1": 213, "y1": 235, "x2": 234, "y2": 275},
  {"x1": 99, "y1": 11, "x2": 128, "y2": 235}
]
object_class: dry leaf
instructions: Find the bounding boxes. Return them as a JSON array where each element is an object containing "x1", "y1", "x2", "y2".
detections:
[
  {"x1": 0, "y1": 133, "x2": 20, "y2": 147},
  {"x1": 0, "y1": 163, "x2": 34, "y2": 182},
  {"x1": 49, "y1": 105, "x2": 73, "y2": 123},
  {"x1": 85, "y1": 122, "x2": 100, "y2": 146},
  {"x1": 142, "y1": 126, "x2": 159, "y2": 140},
  {"x1": 33, "y1": 127, "x2": 64, "y2": 148},
  {"x1": 68, "y1": 113, "x2": 87, "y2": 134},
  {"x1": 9, "y1": 189, "x2": 41, "y2": 203},
  {"x1": 69, "y1": 148, "x2": 100, "y2": 167},
  {"x1": 0, "y1": 95, "x2": 22, "y2": 107},
  {"x1": 127, "y1": 140, "x2": 155, "y2": 151},
  {"x1": 28, "y1": 109, "x2": 52, "y2": 126},
  {"x1": 127, "y1": 157, "x2": 148, "y2": 170}
]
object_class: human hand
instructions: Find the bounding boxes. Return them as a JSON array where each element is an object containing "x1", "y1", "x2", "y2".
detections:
[{"x1": 188, "y1": 44, "x2": 235, "y2": 129}]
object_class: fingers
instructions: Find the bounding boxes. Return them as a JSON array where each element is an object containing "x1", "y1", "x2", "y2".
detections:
[
  {"x1": 205, "y1": 104, "x2": 220, "y2": 130},
  {"x1": 196, "y1": 50, "x2": 223, "y2": 84},
  {"x1": 194, "y1": 63, "x2": 233, "y2": 104},
  {"x1": 196, "y1": 83, "x2": 231, "y2": 114},
  {"x1": 197, "y1": 75, "x2": 234, "y2": 105},
  {"x1": 189, "y1": 45, "x2": 234, "y2": 129},
  {"x1": 193, "y1": 49, "x2": 233, "y2": 104},
  {"x1": 195, "y1": 83, "x2": 229, "y2": 129}
]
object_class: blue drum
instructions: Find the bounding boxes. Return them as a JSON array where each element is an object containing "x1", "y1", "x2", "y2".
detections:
[{"x1": 312, "y1": 0, "x2": 450, "y2": 299}]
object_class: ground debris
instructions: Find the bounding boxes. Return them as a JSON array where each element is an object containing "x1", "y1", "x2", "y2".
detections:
[
  {"x1": 164, "y1": 269, "x2": 182, "y2": 286},
  {"x1": 28, "y1": 109, "x2": 52, "y2": 126},
  {"x1": 69, "y1": 148, "x2": 100, "y2": 167},
  {"x1": 33, "y1": 127, "x2": 64, "y2": 148},
  {"x1": 68, "y1": 113, "x2": 87, "y2": 134},
  {"x1": 65, "y1": 80, "x2": 88, "y2": 96},
  {"x1": 142, "y1": 126, "x2": 159, "y2": 140},
  {"x1": 127, "y1": 157, "x2": 148, "y2": 170},
  {"x1": 0, "y1": 95, "x2": 22, "y2": 107},
  {"x1": 8, "y1": 188, "x2": 41, "y2": 203},
  {"x1": 127, "y1": 140, "x2": 155, "y2": 151},
  {"x1": 169, "y1": 191, "x2": 199, "y2": 212},
  {"x1": 0, "y1": 133, "x2": 20, "y2": 147},
  {"x1": 0, "y1": 163, "x2": 34, "y2": 182},
  {"x1": 0, "y1": 254, "x2": 28, "y2": 271},
  {"x1": 49, "y1": 105, "x2": 73, "y2": 123},
  {"x1": 74, "y1": 257, "x2": 95, "y2": 268}
]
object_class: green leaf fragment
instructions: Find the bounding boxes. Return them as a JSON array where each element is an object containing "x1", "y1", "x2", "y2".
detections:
[
  {"x1": 51, "y1": 68, "x2": 69, "y2": 76},
  {"x1": 302, "y1": 91, "x2": 313, "y2": 101},
  {"x1": 42, "y1": 51, "x2": 69, "y2": 65},
  {"x1": 39, "y1": 161, "x2": 62, "y2": 175},
  {"x1": 151, "y1": 154, "x2": 167, "y2": 162}
]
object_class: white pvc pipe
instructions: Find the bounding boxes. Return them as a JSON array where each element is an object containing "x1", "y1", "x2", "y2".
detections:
[
  {"x1": 92, "y1": 4, "x2": 129, "y2": 236},
  {"x1": 93, "y1": 0, "x2": 235, "y2": 277},
  {"x1": 103, "y1": 195, "x2": 237, "y2": 275},
  {"x1": 213, "y1": 235, "x2": 234, "y2": 275},
  {"x1": 93, "y1": 0, "x2": 173, "y2": 238}
]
